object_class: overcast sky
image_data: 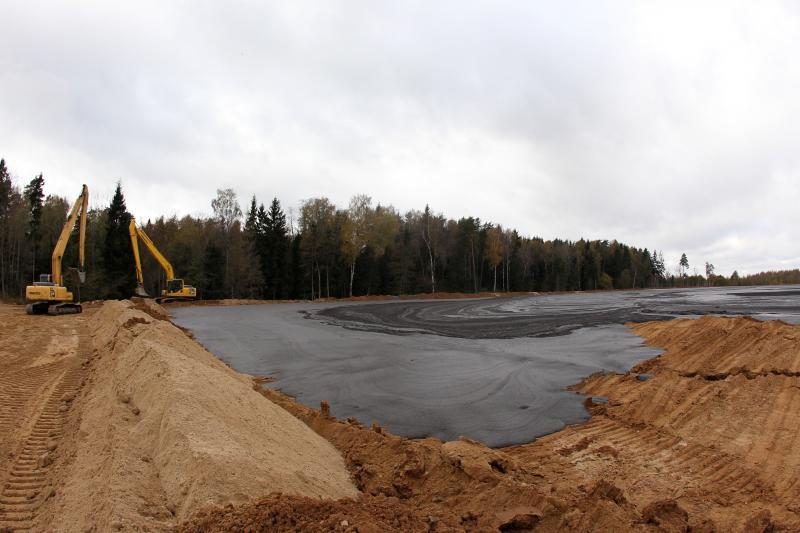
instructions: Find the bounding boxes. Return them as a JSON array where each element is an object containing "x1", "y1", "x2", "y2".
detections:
[{"x1": 2, "y1": 1, "x2": 798, "y2": 276}]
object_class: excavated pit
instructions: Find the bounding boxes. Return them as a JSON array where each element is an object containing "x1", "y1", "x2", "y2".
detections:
[
  {"x1": 181, "y1": 314, "x2": 800, "y2": 532},
  {"x1": 172, "y1": 285, "x2": 800, "y2": 447}
]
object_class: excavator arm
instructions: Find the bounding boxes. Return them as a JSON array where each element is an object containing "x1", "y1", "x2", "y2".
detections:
[
  {"x1": 25, "y1": 184, "x2": 88, "y2": 314},
  {"x1": 128, "y1": 219, "x2": 148, "y2": 295},
  {"x1": 128, "y1": 218, "x2": 195, "y2": 300},
  {"x1": 52, "y1": 184, "x2": 88, "y2": 286},
  {"x1": 129, "y1": 218, "x2": 176, "y2": 280}
]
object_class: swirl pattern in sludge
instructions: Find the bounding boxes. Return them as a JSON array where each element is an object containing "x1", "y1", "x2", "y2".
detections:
[{"x1": 316, "y1": 286, "x2": 800, "y2": 338}]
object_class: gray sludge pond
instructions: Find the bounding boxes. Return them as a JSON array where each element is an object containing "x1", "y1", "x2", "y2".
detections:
[{"x1": 172, "y1": 285, "x2": 800, "y2": 447}]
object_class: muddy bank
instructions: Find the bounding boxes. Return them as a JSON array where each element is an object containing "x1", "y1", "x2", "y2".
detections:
[
  {"x1": 36, "y1": 300, "x2": 356, "y2": 531},
  {"x1": 182, "y1": 315, "x2": 800, "y2": 532}
]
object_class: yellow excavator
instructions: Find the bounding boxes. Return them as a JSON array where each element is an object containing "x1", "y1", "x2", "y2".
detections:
[
  {"x1": 25, "y1": 184, "x2": 88, "y2": 315},
  {"x1": 128, "y1": 218, "x2": 196, "y2": 302}
]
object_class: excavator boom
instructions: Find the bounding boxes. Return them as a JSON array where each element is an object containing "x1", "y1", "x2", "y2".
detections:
[
  {"x1": 128, "y1": 219, "x2": 150, "y2": 297},
  {"x1": 25, "y1": 184, "x2": 89, "y2": 314},
  {"x1": 128, "y1": 218, "x2": 196, "y2": 301}
]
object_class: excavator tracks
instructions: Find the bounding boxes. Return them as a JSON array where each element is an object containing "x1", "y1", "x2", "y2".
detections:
[{"x1": 0, "y1": 306, "x2": 90, "y2": 531}]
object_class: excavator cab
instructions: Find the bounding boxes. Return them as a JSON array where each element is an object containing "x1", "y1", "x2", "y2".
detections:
[
  {"x1": 167, "y1": 279, "x2": 184, "y2": 293},
  {"x1": 163, "y1": 278, "x2": 196, "y2": 300}
]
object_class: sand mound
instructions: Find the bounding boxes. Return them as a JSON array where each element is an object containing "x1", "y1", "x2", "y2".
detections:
[
  {"x1": 44, "y1": 300, "x2": 357, "y2": 531},
  {"x1": 632, "y1": 315, "x2": 800, "y2": 376}
]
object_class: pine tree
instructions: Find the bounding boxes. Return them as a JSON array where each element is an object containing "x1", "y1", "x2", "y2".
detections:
[
  {"x1": 102, "y1": 183, "x2": 135, "y2": 299},
  {"x1": 679, "y1": 253, "x2": 689, "y2": 277}
]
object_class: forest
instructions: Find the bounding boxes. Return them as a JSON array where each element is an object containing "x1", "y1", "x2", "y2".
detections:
[{"x1": 1, "y1": 158, "x2": 798, "y2": 302}]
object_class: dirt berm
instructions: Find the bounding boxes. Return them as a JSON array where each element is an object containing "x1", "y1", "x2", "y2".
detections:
[{"x1": 38, "y1": 300, "x2": 357, "y2": 531}]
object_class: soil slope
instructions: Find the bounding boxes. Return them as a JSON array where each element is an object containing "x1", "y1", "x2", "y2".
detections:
[
  {"x1": 510, "y1": 315, "x2": 800, "y2": 531},
  {"x1": 183, "y1": 316, "x2": 800, "y2": 532},
  {"x1": 31, "y1": 300, "x2": 357, "y2": 531}
]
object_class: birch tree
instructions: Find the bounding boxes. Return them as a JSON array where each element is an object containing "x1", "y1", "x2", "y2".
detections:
[
  {"x1": 485, "y1": 225, "x2": 503, "y2": 292},
  {"x1": 300, "y1": 197, "x2": 336, "y2": 300},
  {"x1": 420, "y1": 205, "x2": 437, "y2": 293},
  {"x1": 341, "y1": 194, "x2": 372, "y2": 297},
  {"x1": 211, "y1": 188, "x2": 242, "y2": 297}
]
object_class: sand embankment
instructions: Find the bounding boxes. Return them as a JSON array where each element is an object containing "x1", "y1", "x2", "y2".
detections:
[{"x1": 41, "y1": 300, "x2": 357, "y2": 531}]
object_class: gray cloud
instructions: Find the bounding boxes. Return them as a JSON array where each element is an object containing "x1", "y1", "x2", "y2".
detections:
[{"x1": 1, "y1": 1, "x2": 798, "y2": 275}]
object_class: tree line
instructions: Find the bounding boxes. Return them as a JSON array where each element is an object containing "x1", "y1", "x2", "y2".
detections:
[{"x1": 0, "y1": 158, "x2": 796, "y2": 302}]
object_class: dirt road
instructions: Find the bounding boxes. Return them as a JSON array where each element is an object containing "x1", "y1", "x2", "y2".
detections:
[{"x1": 0, "y1": 305, "x2": 90, "y2": 530}]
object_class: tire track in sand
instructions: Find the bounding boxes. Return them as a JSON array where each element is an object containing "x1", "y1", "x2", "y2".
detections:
[
  {"x1": 506, "y1": 316, "x2": 800, "y2": 530},
  {"x1": 0, "y1": 307, "x2": 89, "y2": 531}
]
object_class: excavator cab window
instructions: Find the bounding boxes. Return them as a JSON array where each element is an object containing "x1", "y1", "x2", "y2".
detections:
[
  {"x1": 167, "y1": 279, "x2": 184, "y2": 293},
  {"x1": 33, "y1": 274, "x2": 55, "y2": 286}
]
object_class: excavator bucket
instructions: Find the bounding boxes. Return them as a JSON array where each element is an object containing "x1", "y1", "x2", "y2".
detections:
[{"x1": 134, "y1": 284, "x2": 150, "y2": 298}]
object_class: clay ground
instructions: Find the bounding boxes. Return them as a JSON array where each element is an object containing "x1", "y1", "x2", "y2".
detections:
[{"x1": 1, "y1": 300, "x2": 798, "y2": 532}]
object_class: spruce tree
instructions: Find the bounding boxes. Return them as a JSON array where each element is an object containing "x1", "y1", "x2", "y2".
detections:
[
  {"x1": 0, "y1": 159, "x2": 10, "y2": 218},
  {"x1": 255, "y1": 203, "x2": 270, "y2": 289},
  {"x1": 244, "y1": 195, "x2": 258, "y2": 236},
  {"x1": 267, "y1": 198, "x2": 288, "y2": 299},
  {"x1": 23, "y1": 173, "x2": 45, "y2": 279},
  {"x1": 0, "y1": 159, "x2": 11, "y2": 296},
  {"x1": 103, "y1": 182, "x2": 135, "y2": 299}
]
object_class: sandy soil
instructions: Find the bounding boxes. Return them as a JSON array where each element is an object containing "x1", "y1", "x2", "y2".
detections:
[
  {"x1": 3, "y1": 300, "x2": 799, "y2": 532},
  {"x1": 0, "y1": 305, "x2": 89, "y2": 530},
  {"x1": 1, "y1": 301, "x2": 356, "y2": 532},
  {"x1": 182, "y1": 315, "x2": 800, "y2": 532}
]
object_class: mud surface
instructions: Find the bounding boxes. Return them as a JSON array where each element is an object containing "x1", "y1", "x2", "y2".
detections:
[
  {"x1": 173, "y1": 286, "x2": 799, "y2": 446},
  {"x1": 317, "y1": 285, "x2": 800, "y2": 338},
  {"x1": 183, "y1": 315, "x2": 800, "y2": 532}
]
